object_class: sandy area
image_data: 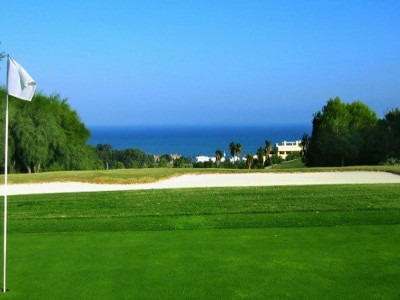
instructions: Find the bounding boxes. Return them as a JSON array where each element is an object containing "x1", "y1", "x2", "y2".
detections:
[{"x1": 1, "y1": 171, "x2": 400, "y2": 196}]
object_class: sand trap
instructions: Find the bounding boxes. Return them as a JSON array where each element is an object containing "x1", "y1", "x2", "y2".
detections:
[{"x1": 1, "y1": 171, "x2": 400, "y2": 196}]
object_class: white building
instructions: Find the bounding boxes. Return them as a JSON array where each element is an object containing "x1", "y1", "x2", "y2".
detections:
[
  {"x1": 241, "y1": 155, "x2": 258, "y2": 162},
  {"x1": 196, "y1": 155, "x2": 226, "y2": 163},
  {"x1": 229, "y1": 156, "x2": 241, "y2": 163},
  {"x1": 275, "y1": 140, "x2": 302, "y2": 160}
]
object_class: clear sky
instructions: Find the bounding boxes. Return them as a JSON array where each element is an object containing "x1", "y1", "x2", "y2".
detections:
[{"x1": 0, "y1": 0, "x2": 399, "y2": 126}]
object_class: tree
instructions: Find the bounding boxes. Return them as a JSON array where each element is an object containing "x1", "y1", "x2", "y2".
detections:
[
  {"x1": 0, "y1": 88, "x2": 94, "y2": 173},
  {"x1": 375, "y1": 108, "x2": 400, "y2": 162},
  {"x1": 95, "y1": 144, "x2": 113, "y2": 169},
  {"x1": 300, "y1": 134, "x2": 310, "y2": 164},
  {"x1": 229, "y1": 141, "x2": 236, "y2": 162},
  {"x1": 264, "y1": 140, "x2": 272, "y2": 158},
  {"x1": 245, "y1": 154, "x2": 254, "y2": 169},
  {"x1": 256, "y1": 146, "x2": 264, "y2": 168},
  {"x1": 305, "y1": 97, "x2": 378, "y2": 166},
  {"x1": 235, "y1": 143, "x2": 243, "y2": 161},
  {"x1": 384, "y1": 108, "x2": 400, "y2": 159},
  {"x1": 215, "y1": 149, "x2": 223, "y2": 166},
  {"x1": 264, "y1": 140, "x2": 272, "y2": 166}
]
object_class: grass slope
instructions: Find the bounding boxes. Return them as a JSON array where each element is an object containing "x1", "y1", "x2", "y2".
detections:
[
  {"x1": 4, "y1": 184, "x2": 400, "y2": 233},
  {"x1": 1, "y1": 164, "x2": 399, "y2": 184},
  {"x1": 2, "y1": 184, "x2": 400, "y2": 299}
]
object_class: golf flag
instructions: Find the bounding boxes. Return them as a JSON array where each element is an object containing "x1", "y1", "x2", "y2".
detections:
[
  {"x1": 7, "y1": 56, "x2": 36, "y2": 101},
  {"x1": 3, "y1": 56, "x2": 36, "y2": 293}
]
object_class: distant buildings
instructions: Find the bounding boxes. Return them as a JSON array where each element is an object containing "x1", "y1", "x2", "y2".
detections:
[
  {"x1": 196, "y1": 155, "x2": 226, "y2": 163},
  {"x1": 195, "y1": 140, "x2": 302, "y2": 163}
]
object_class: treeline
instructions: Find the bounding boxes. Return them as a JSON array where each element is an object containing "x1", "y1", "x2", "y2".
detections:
[
  {"x1": 2, "y1": 87, "x2": 398, "y2": 172},
  {"x1": 0, "y1": 88, "x2": 94, "y2": 173},
  {"x1": 94, "y1": 145, "x2": 193, "y2": 169},
  {"x1": 302, "y1": 97, "x2": 400, "y2": 167}
]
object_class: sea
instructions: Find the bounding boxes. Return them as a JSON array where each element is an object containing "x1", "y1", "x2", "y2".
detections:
[{"x1": 88, "y1": 124, "x2": 311, "y2": 158}]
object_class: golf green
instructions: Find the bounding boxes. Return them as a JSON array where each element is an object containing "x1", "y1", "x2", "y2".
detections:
[
  {"x1": 1, "y1": 184, "x2": 400, "y2": 299},
  {"x1": 3, "y1": 225, "x2": 399, "y2": 299}
]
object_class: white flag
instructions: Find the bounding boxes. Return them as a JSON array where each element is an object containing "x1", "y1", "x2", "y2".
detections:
[{"x1": 7, "y1": 56, "x2": 36, "y2": 101}]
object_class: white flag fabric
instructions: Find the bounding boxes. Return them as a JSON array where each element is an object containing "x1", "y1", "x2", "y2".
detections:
[{"x1": 7, "y1": 56, "x2": 36, "y2": 101}]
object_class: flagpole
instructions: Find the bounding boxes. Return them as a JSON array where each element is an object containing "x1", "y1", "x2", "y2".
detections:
[
  {"x1": 3, "y1": 55, "x2": 9, "y2": 293},
  {"x1": 3, "y1": 94, "x2": 8, "y2": 293}
]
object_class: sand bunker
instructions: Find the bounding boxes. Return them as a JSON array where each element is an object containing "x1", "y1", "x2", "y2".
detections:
[{"x1": 1, "y1": 171, "x2": 400, "y2": 196}]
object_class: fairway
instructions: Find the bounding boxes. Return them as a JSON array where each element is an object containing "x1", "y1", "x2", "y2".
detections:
[{"x1": 2, "y1": 184, "x2": 400, "y2": 299}]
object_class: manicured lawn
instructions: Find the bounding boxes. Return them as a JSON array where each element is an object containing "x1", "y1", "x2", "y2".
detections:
[
  {"x1": 1, "y1": 165, "x2": 399, "y2": 184},
  {"x1": 270, "y1": 159, "x2": 306, "y2": 169},
  {"x1": 6, "y1": 184, "x2": 400, "y2": 233},
  {"x1": 1, "y1": 184, "x2": 400, "y2": 299},
  {"x1": 5, "y1": 226, "x2": 400, "y2": 299}
]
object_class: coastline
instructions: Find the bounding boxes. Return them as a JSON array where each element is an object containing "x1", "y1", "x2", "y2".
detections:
[{"x1": 88, "y1": 124, "x2": 311, "y2": 157}]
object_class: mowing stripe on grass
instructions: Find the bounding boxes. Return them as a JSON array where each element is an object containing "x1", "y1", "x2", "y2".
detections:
[{"x1": 3, "y1": 184, "x2": 400, "y2": 233}]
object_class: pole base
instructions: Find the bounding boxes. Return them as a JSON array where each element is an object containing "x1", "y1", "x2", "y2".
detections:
[{"x1": 1, "y1": 288, "x2": 9, "y2": 293}]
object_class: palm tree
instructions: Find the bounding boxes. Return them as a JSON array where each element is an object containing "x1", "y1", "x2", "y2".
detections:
[
  {"x1": 215, "y1": 149, "x2": 223, "y2": 166},
  {"x1": 229, "y1": 142, "x2": 236, "y2": 162},
  {"x1": 265, "y1": 140, "x2": 272, "y2": 158},
  {"x1": 265, "y1": 140, "x2": 272, "y2": 161},
  {"x1": 257, "y1": 146, "x2": 265, "y2": 167},
  {"x1": 236, "y1": 143, "x2": 243, "y2": 161},
  {"x1": 245, "y1": 154, "x2": 254, "y2": 169}
]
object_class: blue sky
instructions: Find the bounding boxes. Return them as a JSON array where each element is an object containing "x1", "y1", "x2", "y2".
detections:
[{"x1": 0, "y1": 0, "x2": 399, "y2": 126}]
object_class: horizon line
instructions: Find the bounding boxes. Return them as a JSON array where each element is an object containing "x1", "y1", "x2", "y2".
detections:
[{"x1": 87, "y1": 122, "x2": 312, "y2": 128}]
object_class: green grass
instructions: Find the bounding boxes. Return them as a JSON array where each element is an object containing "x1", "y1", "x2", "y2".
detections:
[
  {"x1": 1, "y1": 164, "x2": 399, "y2": 184},
  {"x1": 5, "y1": 184, "x2": 400, "y2": 233},
  {"x1": 270, "y1": 159, "x2": 307, "y2": 169},
  {"x1": 2, "y1": 184, "x2": 400, "y2": 299},
  {"x1": 6, "y1": 226, "x2": 400, "y2": 299}
]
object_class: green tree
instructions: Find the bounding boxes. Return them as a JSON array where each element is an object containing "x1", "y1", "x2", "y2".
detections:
[
  {"x1": 215, "y1": 149, "x2": 224, "y2": 166},
  {"x1": 300, "y1": 134, "x2": 310, "y2": 164},
  {"x1": 229, "y1": 141, "x2": 236, "y2": 162},
  {"x1": 306, "y1": 97, "x2": 378, "y2": 166},
  {"x1": 375, "y1": 108, "x2": 400, "y2": 162},
  {"x1": 235, "y1": 143, "x2": 243, "y2": 161},
  {"x1": 264, "y1": 140, "x2": 272, "y2": 158},
  {"x1": 245, "y1": 154, "x2": 254, "y2": 169},
  {"x1": 256, "y1": 146, "x2": 264, "y2": 168},
  {"x1": 0, "y1": 88, "x2": 94, "y2": 173},
  {"x1": 264, "y1": 140, "x2": 272, "y2": 166}
]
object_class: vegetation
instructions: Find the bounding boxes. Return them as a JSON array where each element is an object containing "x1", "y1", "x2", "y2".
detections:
[
  {"x1": 94, "y1": 144, "x2": 155, "y2": 169},
  {"x1": 214, "y1": 148, "x2": 223, "y2": 166},
  {"x1": 256, "y1": 147, "x2": 265, "y2": 168},
  {"x1": 5, "y1": 184, "x2": 400, "y2": 232},
  {"x1": 270, "y1": 159, "x2": 306, "y2": 169},
  {"x1": 244, "y1": 154, "x2": 254, "y2": 169},
  {"x1": 303, "y1": 97, "x2": 400, "y2": 167},
  {"x1": 3, "y1": 184, "x2": 400, "y2": 298},
  {"x1": 0, "y1": 43, "x2": 5, "y2": 62},
  {"x1": 0, "y1": 88, "x2": 94, "y2": 173}
]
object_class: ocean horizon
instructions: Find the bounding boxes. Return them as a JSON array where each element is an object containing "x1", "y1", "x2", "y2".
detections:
[{"x1": 88, "y1": 124, "x2": 311, "y2": 158}]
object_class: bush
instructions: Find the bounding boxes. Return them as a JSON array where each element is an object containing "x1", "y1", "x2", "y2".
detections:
[
  {"x1": 286, "y1": 152, "x2": 300, "y2": 161},
  {"x1": 382, "y1": 157, "x2": 400, "y2": 166},
  {"x1": 268, "y1": 155, "x2": 283, "y2": 165}
]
